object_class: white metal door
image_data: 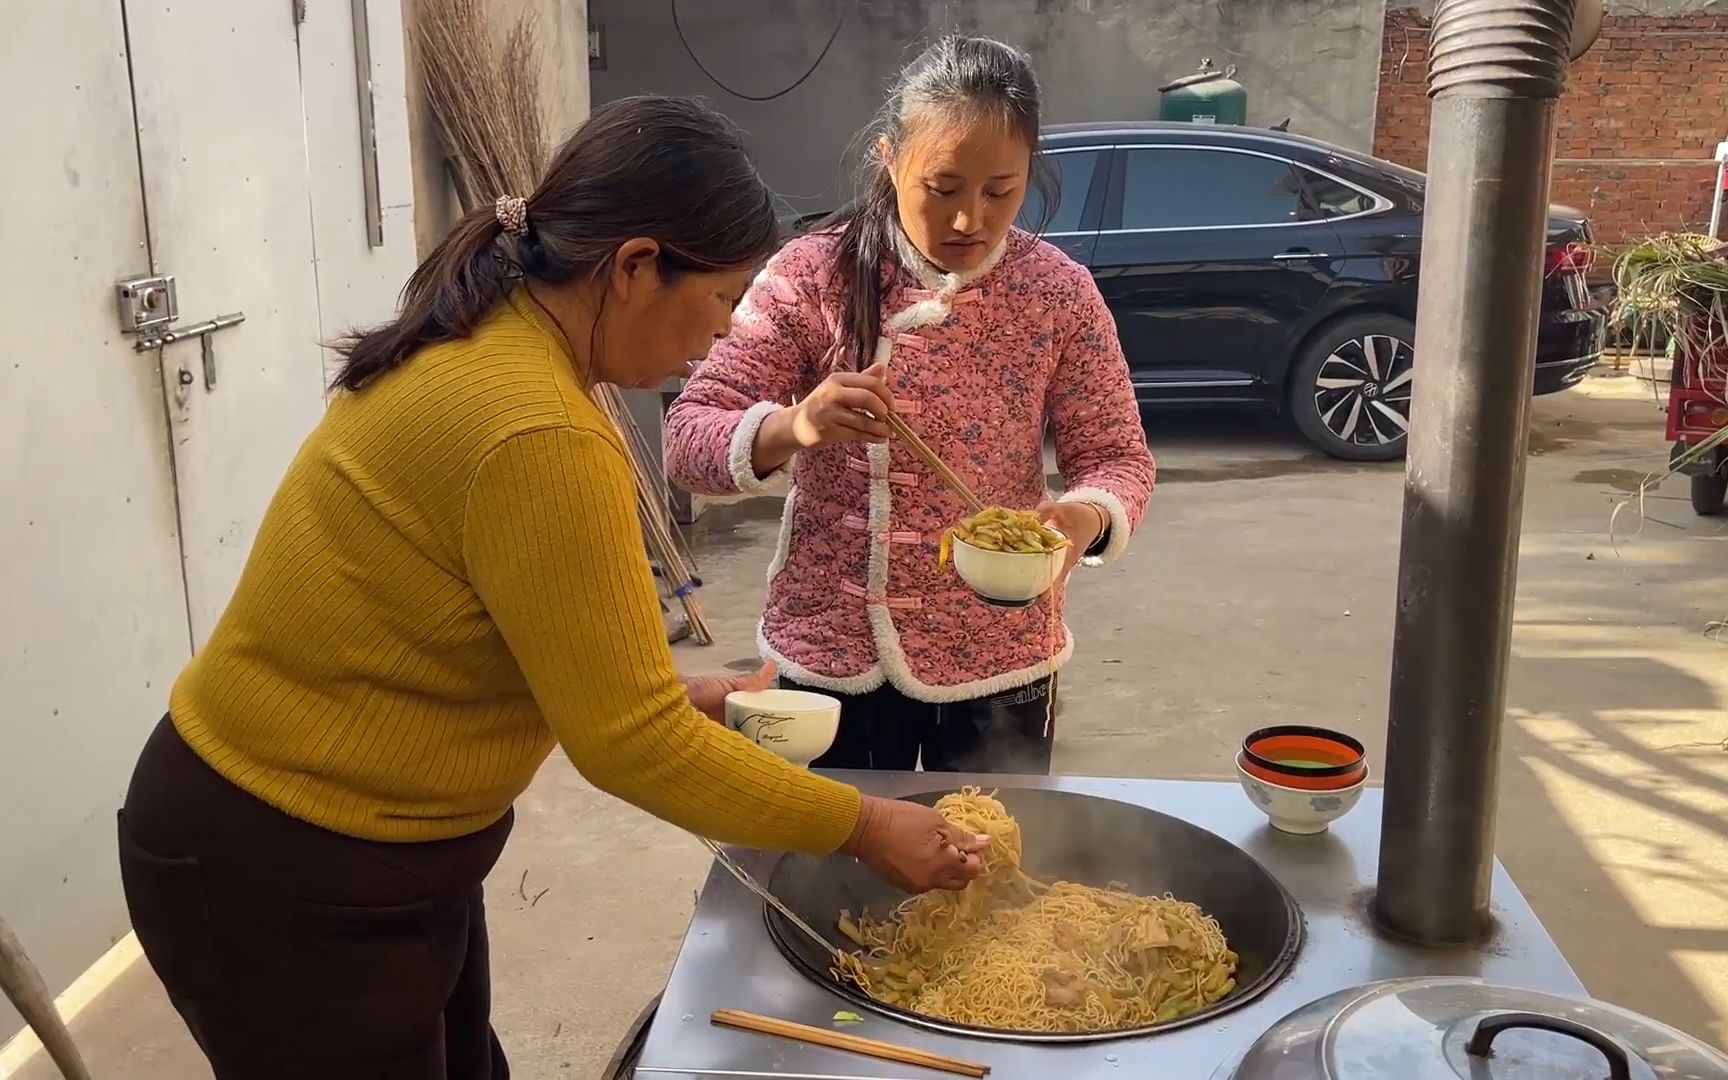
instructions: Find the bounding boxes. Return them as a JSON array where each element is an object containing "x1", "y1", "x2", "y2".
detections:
[
  {"x1": 0, "y1": 0, "x2": 195, "y2": 1041},
  {"x1": 1, "y1": 0, "x2": 401, "y2": 1043},
  {"x1": 126, "y1": 1, "x2": 331, "y2": 644}
]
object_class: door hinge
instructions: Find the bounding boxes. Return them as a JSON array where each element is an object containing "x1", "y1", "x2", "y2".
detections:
[{"x1": 589, "y1": 24, "x2": 607, "y2": 71}]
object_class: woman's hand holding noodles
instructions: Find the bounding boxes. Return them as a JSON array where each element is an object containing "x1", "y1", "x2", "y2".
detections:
[{"x1": 843, "y1": 794, "x2": 989, "y2": 892}]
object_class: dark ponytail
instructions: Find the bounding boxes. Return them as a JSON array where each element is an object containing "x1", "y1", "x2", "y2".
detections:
[
  {"x1": 332, "y1": 96, "x2": 782, "y2": 392},
  {"x1": 332, "y1": 210, "x2": 511, "y2": 391},
  {"x1": 827, "y1": 35, "x2": 1055, "y2": 372}
]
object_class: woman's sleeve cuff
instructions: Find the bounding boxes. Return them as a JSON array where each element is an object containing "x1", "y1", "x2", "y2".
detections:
[
  {"x1": 1059, "y1": 487, "x2": 1133, "y2": 567},
  {"x1": 728, "y1": 401, "x2": 793, "y2": 495}
]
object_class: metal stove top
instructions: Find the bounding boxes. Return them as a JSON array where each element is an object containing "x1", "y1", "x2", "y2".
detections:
[{"x1": 632, "y1": 773, "x2": 1583, "y2": 1079}]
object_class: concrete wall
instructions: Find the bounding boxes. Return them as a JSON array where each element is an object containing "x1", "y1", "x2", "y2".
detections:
[
  {"x1": 405, "y1": 0, "x2": 592, "y2": 255},
  {"x1": 587, "y1": 0, "x2": 1387, "y2": 220}
]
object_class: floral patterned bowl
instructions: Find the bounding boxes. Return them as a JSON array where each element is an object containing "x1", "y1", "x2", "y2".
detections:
[{"x1": 1235, "y1": 752, "x2": 1367, "y2": 834}]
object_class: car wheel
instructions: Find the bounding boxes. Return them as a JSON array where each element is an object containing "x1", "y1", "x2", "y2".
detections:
[
  {"x1": 1691, "y1": 470, "x2": 1727, "y2": 517},
  {"x1": 1289, "y1": 314, "x2": 1416, "y2": 462}
]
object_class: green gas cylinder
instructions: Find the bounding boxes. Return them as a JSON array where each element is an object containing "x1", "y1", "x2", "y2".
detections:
[{"x1": 1158, "y1": 58, "x2": 1247, "y2": 126}]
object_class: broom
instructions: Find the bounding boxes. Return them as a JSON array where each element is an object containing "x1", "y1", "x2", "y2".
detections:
[
  {"x1": 0, "y1": 914, "x2": 93, "y2": 1080},
  {"x1": 415, "y1": 0, "x2": 713, "y2": 645}
]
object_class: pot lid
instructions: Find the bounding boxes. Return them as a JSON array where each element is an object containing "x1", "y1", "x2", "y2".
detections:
[{"x1": 1211, "y1": 977, "x2": 1728, "y2": 1080}]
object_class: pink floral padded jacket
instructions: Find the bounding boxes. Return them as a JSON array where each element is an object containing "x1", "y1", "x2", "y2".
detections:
[{"x1": 664, "y1": 228, "x2": 1154, "y2": 703}]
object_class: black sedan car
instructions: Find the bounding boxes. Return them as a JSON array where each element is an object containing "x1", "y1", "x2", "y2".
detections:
[
  {"x1": 1026, "y1": 122, "x2": 1606, "y2": 460},
  {"x1": 801, "y1": 123, "x2": 1607, "y2": 461}
]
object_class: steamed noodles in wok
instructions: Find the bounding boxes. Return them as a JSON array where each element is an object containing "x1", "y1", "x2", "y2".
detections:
[{"x1": 833, "y1": 788, "x2": 1239, "y2": 1033}]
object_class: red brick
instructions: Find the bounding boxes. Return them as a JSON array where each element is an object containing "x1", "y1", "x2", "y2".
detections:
[{"x1": 1374, "y1": 9, "x2": 1728, "y2": 243}]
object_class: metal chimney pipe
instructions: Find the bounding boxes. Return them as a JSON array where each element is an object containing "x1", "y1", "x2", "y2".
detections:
[{"x1": 1373, "y1": 0, "x2": 1578, "y2": 946}]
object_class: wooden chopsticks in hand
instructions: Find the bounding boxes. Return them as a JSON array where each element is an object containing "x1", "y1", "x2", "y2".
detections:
[{"x1": 880, "y1": 408, "x2": 986, "y2": 515}]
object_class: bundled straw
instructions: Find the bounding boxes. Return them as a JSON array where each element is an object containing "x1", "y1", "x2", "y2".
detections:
[
  {"x1": 415, "y1": 0, "x2": 541, "y2": 211},
  {"x1": 1602, "y1": 233, "x2": 1728, "y2": 391},
  {"x1": 415, "y1": 0, "x2": 713, "y2": 643},
  {"x1": 1587, "y1": 234, "x2": 1728, "y2": 554},
  {"x1": 593, "y1": 391, "x2": 713, "y2": 644}
]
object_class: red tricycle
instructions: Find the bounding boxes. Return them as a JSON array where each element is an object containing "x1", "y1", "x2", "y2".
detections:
[{"x1": 1666, "y1": 330, "x2": 1728, "y2": 516}]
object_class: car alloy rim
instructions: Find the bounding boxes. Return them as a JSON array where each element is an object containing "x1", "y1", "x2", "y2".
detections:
[{"x1": 1313, "y1": 335, "x2": 1414, "y2": 446}]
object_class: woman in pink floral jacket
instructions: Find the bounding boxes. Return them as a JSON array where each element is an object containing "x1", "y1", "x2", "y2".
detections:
[{"x1": 664, "y1": 36, "x2": 1154, "y2": 774}]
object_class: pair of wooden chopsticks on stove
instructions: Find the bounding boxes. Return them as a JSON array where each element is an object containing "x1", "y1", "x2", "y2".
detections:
[
  {"x1": 713, "y1": 1008, "x2": 991, "y2": 1077},
  {"x1": 697, "y1": 840, "x2": 991, "y2": 1076}
]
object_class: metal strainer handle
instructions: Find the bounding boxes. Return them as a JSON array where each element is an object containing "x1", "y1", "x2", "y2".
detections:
[{"x1": 697, "y1": 837, "x2": 848, "y2": 965}]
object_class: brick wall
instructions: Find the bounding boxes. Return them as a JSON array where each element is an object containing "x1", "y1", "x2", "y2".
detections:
[{"x1": 1375, "y1": 8, "x2": 1728, "y2": 245}]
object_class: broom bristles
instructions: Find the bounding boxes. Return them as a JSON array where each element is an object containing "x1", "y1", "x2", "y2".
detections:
[
  {"x1": 416, "y1": 0, "x2": 714, "y2": 645},
  {"x1": 418, "y1": 0, "x2": 543, "y2": 198}
]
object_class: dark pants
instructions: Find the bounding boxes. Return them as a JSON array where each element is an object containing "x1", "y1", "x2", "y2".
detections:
[
  {"x1": 118, "y1": 717, "x2": 512, "y2": 1080},
  {"x1": 789, "y1": 676, "x2": 1057, "y2": 775}
]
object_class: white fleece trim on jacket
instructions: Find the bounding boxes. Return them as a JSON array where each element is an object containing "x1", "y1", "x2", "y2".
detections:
[
  {"x1": 888, "y1": 223, "x2": 1007, "y2": 292},
  {"x1": 761, "y1": 617, "x2": 1073, "y2": 704},
  {"x1": 764, "y1": 485, "x2": 798, "y2": 581},
  {"x1": 1059, "y1": 486, "x2": 1134, "y2": 567},
  {"x1": 871, "y1": 606, "x2": 1074, "y2": 703},
  {"x1": 863, "y1": 439, "x2": 895, "y2": 618},
  {"x1": 760, "y1": 623, "x2": 886, "y2": 697},
  {"x1": 727, "y1": 400, "x2": 791, "y2": 496}
]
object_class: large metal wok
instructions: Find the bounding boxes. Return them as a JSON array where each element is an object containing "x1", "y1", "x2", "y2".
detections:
[{"x1": 764, "y1": 786, "x2": 1305, "y2": 1043}]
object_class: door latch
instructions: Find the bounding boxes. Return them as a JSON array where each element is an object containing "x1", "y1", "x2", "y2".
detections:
[
  {"x1": 135, "y1": 312, "x2": 247, "y2": 352},
  {"x1": 116, "y1": 276, "x2": 245, "y2": 390}
]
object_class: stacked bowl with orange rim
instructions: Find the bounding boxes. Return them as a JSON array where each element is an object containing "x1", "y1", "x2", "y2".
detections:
[{"x1": 1235, "y1": 725, "x2": 1368, "y2": 834}]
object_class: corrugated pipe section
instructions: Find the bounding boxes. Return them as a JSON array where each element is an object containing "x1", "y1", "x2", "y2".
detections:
[{"x1": 1428, "y1": 0, "x2": 1576, "y2": 98}]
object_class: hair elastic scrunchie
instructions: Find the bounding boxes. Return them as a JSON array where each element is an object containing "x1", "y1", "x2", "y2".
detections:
[{"x1": 493, "y1": 195, "x2": 529, "y2": 238}]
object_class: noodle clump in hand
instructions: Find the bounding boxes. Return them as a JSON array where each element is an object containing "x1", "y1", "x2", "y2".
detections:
[{"x1": 833, "y1": 788, "x2": 1239, "y2": 1033}]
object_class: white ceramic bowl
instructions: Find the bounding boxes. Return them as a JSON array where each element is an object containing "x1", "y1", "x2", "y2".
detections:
[
  {"x1": 724, "y1": 688, "x2": 841, "y2": 767},
  {"x1": 951, "y1": 534, "x2": 1065, "y2": 605},
  {"x1": 1235, "y1": 753, "x2": 1368, "y2": 834}
]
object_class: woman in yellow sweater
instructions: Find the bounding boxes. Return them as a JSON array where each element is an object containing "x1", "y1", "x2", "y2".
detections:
[{"x1": 116, "y1": 96, "x2": 986, "y2": 1080}]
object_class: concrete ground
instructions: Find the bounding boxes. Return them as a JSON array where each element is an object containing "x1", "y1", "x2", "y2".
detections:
[{"x1": 11, "y1": 371, "x2": 1728, "y2": 1078}]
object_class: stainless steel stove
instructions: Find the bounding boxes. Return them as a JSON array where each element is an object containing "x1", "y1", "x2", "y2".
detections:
[{"x1": 631, "y1": 772, "x2": 1583, "y2": 1079}]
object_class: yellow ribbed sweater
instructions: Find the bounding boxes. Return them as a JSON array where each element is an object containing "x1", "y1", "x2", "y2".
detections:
[{"x1": 170, "y1": 292, "x2": 860, "y2": 848}]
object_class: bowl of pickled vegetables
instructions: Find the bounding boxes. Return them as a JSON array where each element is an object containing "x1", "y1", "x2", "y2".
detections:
[{"x1": 939, "y1": 507, "x2": 1070, "y2": 607}]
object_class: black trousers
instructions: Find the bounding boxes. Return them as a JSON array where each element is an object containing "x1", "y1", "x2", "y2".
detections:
[
  {"x1": 789, "y1": 675, "x2": 1057, "y2": 774},
  {"x1": 118, "y1": 717, "x2": 512, "y2": 1080}
]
